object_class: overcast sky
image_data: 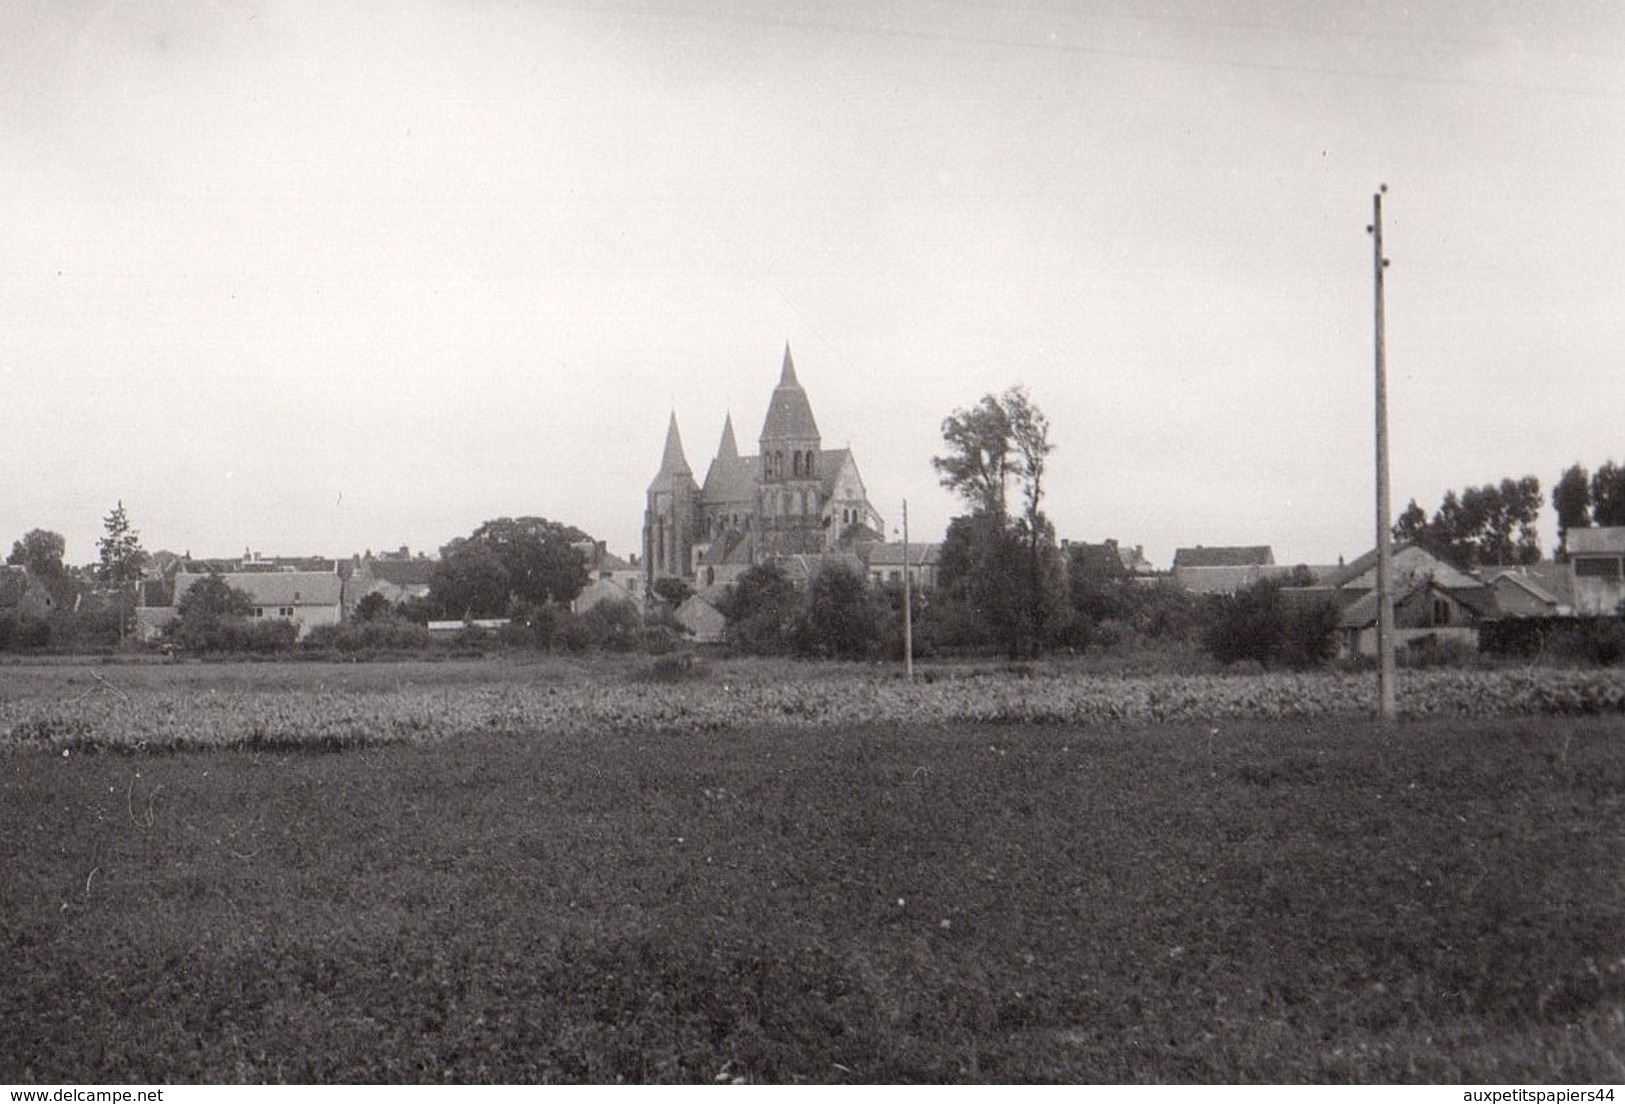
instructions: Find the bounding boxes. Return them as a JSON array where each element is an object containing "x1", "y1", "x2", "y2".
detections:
[{"x1": 4, "y1": 0, "x2": 1622, "y2": 570}]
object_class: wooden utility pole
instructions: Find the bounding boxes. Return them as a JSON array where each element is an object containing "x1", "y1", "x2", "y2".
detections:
[
  {"x1": 902, "y1": 499, "x2": 915, "y2": 680},
  {"x1": 1369, "y1": 186, "x2": 1397, "y2": 721}
]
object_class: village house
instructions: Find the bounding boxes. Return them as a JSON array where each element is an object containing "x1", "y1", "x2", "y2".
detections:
[
  {"x1": 0, "y1": 565, "x2": 58, "y2": 621},
  {"x1": 1170, "y1": 545, "x2": 1340, "y2": 596},
  {"x1": 1566, "y1": 527, "x2": 1625, "y2": 616},
  {"x1": 571, "y1": 541, "x2": 644, "y2": 613},
  {"x1": 347, "y1": 551, "x2": 436, "y2": 615},
  {"x1": 1286, "y1": 543, "x2": 1496, "y2": 657},
  {"x1": 857, "y1": 541, "x2": 943, "y2": 591},
  {"x1": 137, "y1": 566, "x2": 345, "y2": 642},
  {"x1": 1478, "y1": 563, "x2": 1575, "y2": 618}
]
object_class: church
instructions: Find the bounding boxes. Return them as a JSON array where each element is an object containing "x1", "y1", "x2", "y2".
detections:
[{"x1": 644, "y1": 346, "x2": 884, "y2": 588}]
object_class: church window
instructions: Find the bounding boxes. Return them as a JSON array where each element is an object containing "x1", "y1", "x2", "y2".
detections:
[
  {"x1": 805, "y1": 451, "x2": 816, "y2": 476},
  {"x1": 792, "y1": 452, "x2": 801, "y2": 476}
]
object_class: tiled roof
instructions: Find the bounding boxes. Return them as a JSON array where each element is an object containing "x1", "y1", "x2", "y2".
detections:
[
  {"x1": 174, "y1": 571, "x2": 343, "y2": 607},
  {"x1": 1173, "y1": 565, "x2": 1268, "y2": 595},
  {"x1": 1569, "y1": 527, "x2": 1625, "y2": 555},
  {"x1": 1320, "y1": 542, "x2": 1480, "y2": 591},
  {"x1": 1337, "y1": 579, "x2": 1496, "y2": 628},
  {"x1": 1481, "y1": 564, "x2": 1575, "y2": 608},
  {"x1": 859, "y1": 541, "x2": 942, "y2": 568},
  {"x1": 367, "y1": 559, "x2": 437, "y2": 586},
  {"x1": 1173, "y1": 546, "x2": 1275, "y2": 568},
  {"x1": 779, "y1": 551, "x2": 864, "y2": 584}
]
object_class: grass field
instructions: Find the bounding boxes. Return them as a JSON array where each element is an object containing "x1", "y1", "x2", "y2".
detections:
[{"x1": 3, "y1": 659, "x2": 1624, "y2": 1083}]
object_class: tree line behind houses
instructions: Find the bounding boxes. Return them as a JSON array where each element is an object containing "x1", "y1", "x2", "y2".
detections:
[{"x1": 5, "y1": 399, "x2": 1624, "y2": 668}]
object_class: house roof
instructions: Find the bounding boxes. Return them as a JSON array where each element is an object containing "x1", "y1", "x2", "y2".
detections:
[
  {"x1": 1320, "y1": 542, "x2": 1480, "y2": 591},
  {"x1": 174, "y1": 571, "x2": 343, "y2": 607},
  {"x1": 859, "y1": 541, "x2": 942, "y2": 568},
  {"x1": 1569, "y1": 527, "x2": 1625, "y2": 556},
  {"x1": 1173, "y1": 545, "x2": 1274, "y2": 568},
  {"x1": 778, "y1": 551, "x2": 864, "y2": 585},
  {"x1": 759, "y1": 345, "x2": 821, "y2": 443},
  {"x1": 1173, "y1": 564, "x2": 1269, "y2": 595},
  {"x1": 1336, "y1": 578, "x2": 1495, "y2": 629},
  {"x1": 361, "y1": 557, "x2": 437, "y2": 586},
  {"x1": 1481, "y1": 564, "x2": 1574, "y2": 608}
]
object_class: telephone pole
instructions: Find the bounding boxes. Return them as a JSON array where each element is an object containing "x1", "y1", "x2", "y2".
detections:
[
  {"x1": 1369, "y1": 186, "x2": 1397, "y2": 721},
  {"x1": 902, "y1": 499, "x2": 915, "y2": 680}
]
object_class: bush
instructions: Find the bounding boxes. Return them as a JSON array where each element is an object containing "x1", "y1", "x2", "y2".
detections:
[
  {"x1": 302, "y1": 619, "x2": 432, "y2": 654},
  {"x1": 791, "y1": 565, "x2": 886, "y2": 659},
  {"x1": 577, "y1": 600, "x2": 642, "y2": 652},
  {"x1": 1202, "y1": 581, "x2": 1339, "y2": 670},
  {"x1": 168, "y1": 614, "x2": 297, "y2": 655},
  {"x1": 0, "y1": 616, "x2": 52, "y2": 651}
]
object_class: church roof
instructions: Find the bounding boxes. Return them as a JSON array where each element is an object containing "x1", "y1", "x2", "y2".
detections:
[
  {"x1": 817, "y1": 448, "x2": 856, "y2": 497},
  {"x1": 702, "y1": 455, "x2": 758, "y2": 504},
  {"x1": 648, "y1": 413, "x2": 698, "y2": 493},
  {"x1": 759, "y1": 345, "x2": 820, "y2": 443}
]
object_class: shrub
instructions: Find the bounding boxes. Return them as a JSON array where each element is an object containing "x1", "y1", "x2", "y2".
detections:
[
  {"x1": 168, "y1": 615, "x2": 297, "y2": 655},
  {"x1": 577, "y1": 600, "x2": 642, "y2": 652},
  {"x1": 791, "y1": 565, "x2": 885, "y2": 659},
  {"x1": 303, "y1": 619, "x2": 432, "y2": 654},
  {"x1": 1202, "y1": 581, "x2": 1338, "y2": 670}
]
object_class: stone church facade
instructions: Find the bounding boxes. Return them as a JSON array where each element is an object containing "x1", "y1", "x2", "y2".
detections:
[{"x1": 644, "y1": 346, "x2": 884, "y2": 588}]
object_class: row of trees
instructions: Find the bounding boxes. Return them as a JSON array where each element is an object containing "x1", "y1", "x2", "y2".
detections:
[
  {"x1": 1390, "y1": 459, "x2": 1625, "y2": 572},
  {"x1": 1554, "y1": 460, "x2": 1625, "y2": 556},
  {"x1": 1392, "y1": 477, "x2": 1543, "y2": 571},
  {"x1": 2, "y1": 503, "x2": 150, "y2": 650},
  {"x1": 7, "y1": 502, "x2": 149, "y2": 593}
]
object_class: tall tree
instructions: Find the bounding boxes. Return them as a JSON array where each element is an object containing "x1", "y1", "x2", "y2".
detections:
[
  {"x1": 1591, "y1": 460, "x2": 1625, "y2": 527},
  {"x1": 432, "y1": 516, "x2": 592, "y2": 618},
  {"x1": 1392, "y1": 499, "x2": 1429, "y2": 546},
  {"x1": 1553, "y1": 463, "x2": 1592, "y2": 559},
  {"x1": 95, "y1": 500, "x2": 148, "y2": 586},
  {"x1": 1004, "y1": 386, "x2": 1058, "y2": 650},
  {"x1": 931, "y1": 394, "x2": 1012, "y2": 520},
  {"x1": 932, "y1": 386, "x2": 1059, "y2": 658},
  {"x1": 7, "y1": 529, "x2": 69, "y2": 598}
]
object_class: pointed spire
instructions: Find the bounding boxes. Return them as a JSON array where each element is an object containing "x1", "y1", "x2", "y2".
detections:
[
  {"x1": 658, "y1": 412, "x2": 691, "y2": 476},
  {"x1": 761, "y1": 346, "x2": 820, "y2": 445},
  {"x1": 716, "y1": 412, "x2": 739, "y2": 461}
]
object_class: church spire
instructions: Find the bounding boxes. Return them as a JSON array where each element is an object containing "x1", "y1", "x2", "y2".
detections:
[
  {"x1": 716, "y1": 412, "x2": 739, "y2": 462},
  {"x1": 657, "y1": 412, "x2": 691, "y2": 477},
  {"x1": 760, "y1": 344, "x2": 820, "y2": 444}
]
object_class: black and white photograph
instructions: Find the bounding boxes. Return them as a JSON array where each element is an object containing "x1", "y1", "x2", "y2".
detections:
[{"x1": 2, "y1": 0, "x2": 1623, "y2": 1088}]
